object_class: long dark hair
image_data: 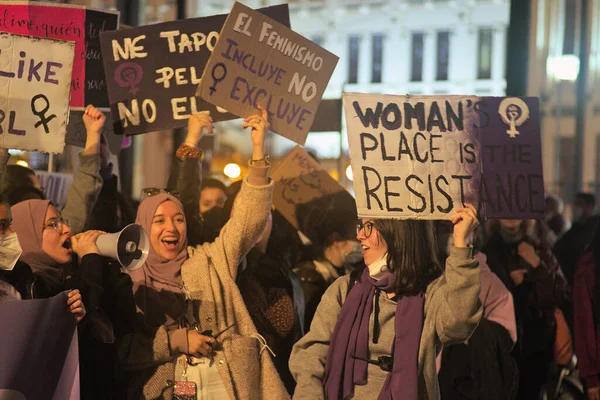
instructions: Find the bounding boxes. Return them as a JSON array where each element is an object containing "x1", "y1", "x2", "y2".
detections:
[{"x1": 372, "y1": 219, "x2": 443, "y2": 296}]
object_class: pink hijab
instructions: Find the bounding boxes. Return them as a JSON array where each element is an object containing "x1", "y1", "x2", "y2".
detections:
[
  {"x1": 11, "y1": 200, "x2": 65, "y2": 290},
  {"x1": 128, "y1": 194, "x2": 189, "y2": 326}
]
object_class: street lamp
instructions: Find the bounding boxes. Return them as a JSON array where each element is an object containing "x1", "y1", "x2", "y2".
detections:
[{"x1": 546, "y1": 54, "x2": 580, "y2": 196}]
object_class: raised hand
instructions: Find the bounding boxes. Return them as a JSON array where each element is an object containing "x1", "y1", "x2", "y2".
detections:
[
  {"x1": 242, "y1": 105, "x2": 269, "y2": 161},
  {"x1": 451, "y1": 203, "x2": 479, "y2": 248},
  {"x1": 83, "y1": 105, "x2": 105, "y2": 155},
  {"x1": 185, "y1": 111, "x2": 214, "y2": 148}
]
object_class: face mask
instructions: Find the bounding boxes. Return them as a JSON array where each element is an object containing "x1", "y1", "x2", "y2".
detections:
[
  {"x1": 342, "y1": 241, "x2": 363, "y2": 265},
  {"x1": 499, "y1": 227, "x2": 524, "y2": 244},
  {"x1": 367, "y1": 253, "x2": 389, "y2": 280},
  {"x1": 0, "y1": 233, "x2": 22, "y2": 271}
]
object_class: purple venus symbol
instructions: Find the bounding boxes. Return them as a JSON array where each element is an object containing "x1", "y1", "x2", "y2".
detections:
[{"x1": 115, "y1": 62, "x2": 144, "y2": 95}]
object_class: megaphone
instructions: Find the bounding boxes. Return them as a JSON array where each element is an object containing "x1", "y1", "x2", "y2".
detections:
[{"x1": 95, "y1": 224, "x2": 149, "y2": 271}]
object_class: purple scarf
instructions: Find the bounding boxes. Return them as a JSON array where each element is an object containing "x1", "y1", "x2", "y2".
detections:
[{"x1": 324, "y1": 268, "x2": 425, "y2": 399}]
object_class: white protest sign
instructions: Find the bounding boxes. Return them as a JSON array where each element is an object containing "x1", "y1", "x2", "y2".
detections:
[
  {"x1": 343, "y1": 93, "x2": 482, "y2": 220},
  {"x1": 0, "y1": 33, "x2": 74, "y2": 154}
]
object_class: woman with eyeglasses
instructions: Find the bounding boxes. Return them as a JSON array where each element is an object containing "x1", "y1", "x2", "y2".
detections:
[
  {"x1": 118, "y1": 106, "x2": 289, "y2": 400},
  {"x1": 290, "y1": 205, "x2": 482, "y2": 400}
]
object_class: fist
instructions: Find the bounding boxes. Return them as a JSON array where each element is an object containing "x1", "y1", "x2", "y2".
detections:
[
  {"x1": 187, "y1": 330, "x2": 216, "y2": 358},
  {"x1": 451, "y1": 203, "x2": 479, "y2": 248},
  {"x1": 83, "y1": 105, "x2": 106, "y2": 134},
  {"x1": 510, "y1": 269, "x2": 527, "y2": 286},
  {"x1": 71, "y1": 230, "x2": 105, "y2": 258},
  {"x1": 185, "y1": 112, "x2": 213, "y2": 148},
  {"x1": 518, "y1": 242, "x2": 541, "y2": 268}
]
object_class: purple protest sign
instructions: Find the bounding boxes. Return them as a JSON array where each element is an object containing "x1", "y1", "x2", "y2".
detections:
[
  {"x1": 0, "y1": 292, "x2": 79, "y2": 399},
  {"x1": 478, "y1": 97, "x2": 545, "y2": 219}
]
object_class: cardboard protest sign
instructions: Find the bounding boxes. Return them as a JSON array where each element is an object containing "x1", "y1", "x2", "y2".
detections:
[
  {"x1": 0, "y1": 33, "x2": 74, "y2": 154},
  {"x1": 271, "y1": 146, "x2": 356, "y2": 232},
  {"x1": 65, "y1": 111, "x2": 124, "y2": 155},
  {"x1": 0, "y1": 1, "x2": 119, "y2": 109},
  {"x1": 197, "y1": 2, "x2": 338, "y2": 145},
  {"x1": 99, "y1": 5, "x2": 289, "y2": 136},
  {"x1": 343, "y1": 93, "x2": 544, "y2": 220},
  {"x1": 0, "y1": 292, "x2": 79, "y2": 399},
  {"x1": 478, "y1": 97, "x2": 544, "y2": 219}
]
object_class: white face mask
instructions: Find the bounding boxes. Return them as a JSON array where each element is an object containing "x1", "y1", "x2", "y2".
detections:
[
  {"x1": 342, "y1": 241, "x2": 364, "y2": 265},
  {"x1": 0, "y1": 233, "x2": 22, "y2": 271},
  {"x1": 367, "y1": 253, "x2": 389, "y2": 280}
]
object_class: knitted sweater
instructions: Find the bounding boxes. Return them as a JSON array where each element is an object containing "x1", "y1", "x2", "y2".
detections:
[
  {"x1": 118, "y1": 176, "x2": 289, "y2": 399},
  {"x1": 289, "y1": 246, "x2": 482, "y2": 400}
]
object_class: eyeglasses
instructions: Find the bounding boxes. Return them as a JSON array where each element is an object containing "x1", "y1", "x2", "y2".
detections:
[
  {"x1": 43, "y1": 218, "x2": 70, "y2": 232},
  {"x1": 0, "y1": 218, "x2": 12, "y2": 231},
  {"x1": 356, "y1": 221, "x2": 374, "y2": 238},
  {"x1": 140, "y1": 188, "x2": 180, "y2": 202}
]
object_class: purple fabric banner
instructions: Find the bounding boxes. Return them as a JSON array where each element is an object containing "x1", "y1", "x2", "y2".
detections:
[
  {"x1": 478, "y1": 97, "x2": 545, "y2": 219},
  {"x1": 0, "y1": 292, "x2": 80, "y2": 399}
]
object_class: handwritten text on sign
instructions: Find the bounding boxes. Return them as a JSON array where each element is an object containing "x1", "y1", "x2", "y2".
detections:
[
  {"x1": 100, "y1": 5, "x2": 289, "y2": 135},
  {"x1": 0, "y1": 2, "x2": 118, "y2": 109},
  {"x1": 344, "y1": 94, "x2": 544, "y2": 220},
  {"x1": 0, "y1": 33, "x2": 74, "y2": 154},
  {"x1": 197, "y1": 2, "x2": 338, "y2": 145},
  {"x1": 272, "y1": 146, "x2": 356, "y2": 230}
]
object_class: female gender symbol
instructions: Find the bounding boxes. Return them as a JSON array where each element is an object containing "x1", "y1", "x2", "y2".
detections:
[
  {"x1": 209, "y1": 63, "x2": 227, "y2": 95},
  {"x1": 115, "y1": 62, "x2": 144, "y2": 95}
]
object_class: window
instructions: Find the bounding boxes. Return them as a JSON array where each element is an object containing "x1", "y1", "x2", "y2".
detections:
[
  {"x1": 563, "y1": 0, "x2": 577, "y2": 54},
  {"x1": 436, "y1": 31, "x2": 450, "y2": 81},
  {"x1": 411, "y1": 33, "x2": 424, "y2": 82},
  {"x1": 477, "y1": 28, "x2": 493, "y2": 79},
  {"x1": 348, "y1": 35, "x2": 360, "y2": 84},
  {"x1": 371, "y1": 34, "x2": 383, "y2": 83}
]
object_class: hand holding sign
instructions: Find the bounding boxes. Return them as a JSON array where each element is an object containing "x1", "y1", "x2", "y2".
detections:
[
  {"x1": 451, "y1": 203, "x2": 478, "y2": 248},
  {"x1": 242, "y1": 105, "x2": 269, "y2": 161},
  {"x1": 185, "y1": 112, "x2": 213, "y2": 148}
]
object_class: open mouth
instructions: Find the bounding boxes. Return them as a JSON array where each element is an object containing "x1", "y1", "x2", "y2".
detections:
[
  {"x1": 161, "y1": 237, "x2": 179, "y2": 250},
  {"x1": 361, "y1": 244, "x2": 370, "y2": 254},
  {"x1": 62, "y1": 238, "x2": 72, "y2": 249}
]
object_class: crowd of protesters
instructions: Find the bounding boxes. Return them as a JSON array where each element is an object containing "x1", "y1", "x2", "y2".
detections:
[{"x1": 0, "y1": 105, "x2": 599, "y2": 400}]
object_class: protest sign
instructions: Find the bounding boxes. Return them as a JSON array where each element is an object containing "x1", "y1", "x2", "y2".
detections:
[
  {"x1": 35, "y1": 170, "x2": 73, "y2": 209},
  {"x1": 100, "y1": 5, "x2": 289, "y2": 136},
  {"x1": 343, "y1": 93, "x2": 544, "y2": 220},
  {"x1": 0, "y1": 32, "x2": 74, "y2": 154},
  {"x1": 0, "y1": 292, "x2": 79, "y2": 399},
  {"x1": 272, "y1": 145, "x2": 356, "y2": 231},
  {"x1": 65, "y1": 111, "x2": 124, "y2": 155},
  {"x1": 197, "y1": 2, "x2": 338, "y2": 145},
  {"x1": 0, "y1": 1, "x2": 119, "y2": 109}
]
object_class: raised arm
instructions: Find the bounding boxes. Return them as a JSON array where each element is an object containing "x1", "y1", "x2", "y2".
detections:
[
  {"x1": 433, "y1": 205, "x2": 483, "y2": 345},
  {"x1": 206, "y1": 106, "x2": 272, "y2": 278},
  {"x1": 166, "y1": 112, "x2": 212, "y2": 246},
  {"x1": 62, "y1": 105, "x2": 104, "y2": 235}
]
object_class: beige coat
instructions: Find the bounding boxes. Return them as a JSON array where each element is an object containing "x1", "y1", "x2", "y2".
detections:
[{"x1": 119, "y1": 178, "x2": 289, "y2": 400}]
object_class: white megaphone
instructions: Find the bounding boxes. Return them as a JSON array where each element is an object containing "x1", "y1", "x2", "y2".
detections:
[{"x1": 95, "y1": 224, "x2": 149, "y2": 271}]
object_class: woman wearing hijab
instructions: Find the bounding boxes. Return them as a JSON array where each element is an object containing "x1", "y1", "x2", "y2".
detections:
[
  {"x1": 11, "y1": 198, "x2": 136, "y2": 399},
  {"x1": 290, "y1": 205, "x2": 482, "y2": 400},
  {"x1": 118, "y1": 107, "x2": 288, "y2": 400}
]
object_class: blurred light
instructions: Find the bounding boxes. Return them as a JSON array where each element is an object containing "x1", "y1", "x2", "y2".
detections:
[
  {"x1": 346, "y1": 165, "x2": 354, "y2": 181},
  {"x1": 547, "y1": 55, "x2": 580, "y2": 81},
  {"x1": 223, "y1": 163, "x2": 241, "y2": 179},
  {"x1": 16, "y1": 160, "x2": 29, "y2": 168},
  {"x1": 8, "y1": 149, "x2": 23, "y2": 156}
]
